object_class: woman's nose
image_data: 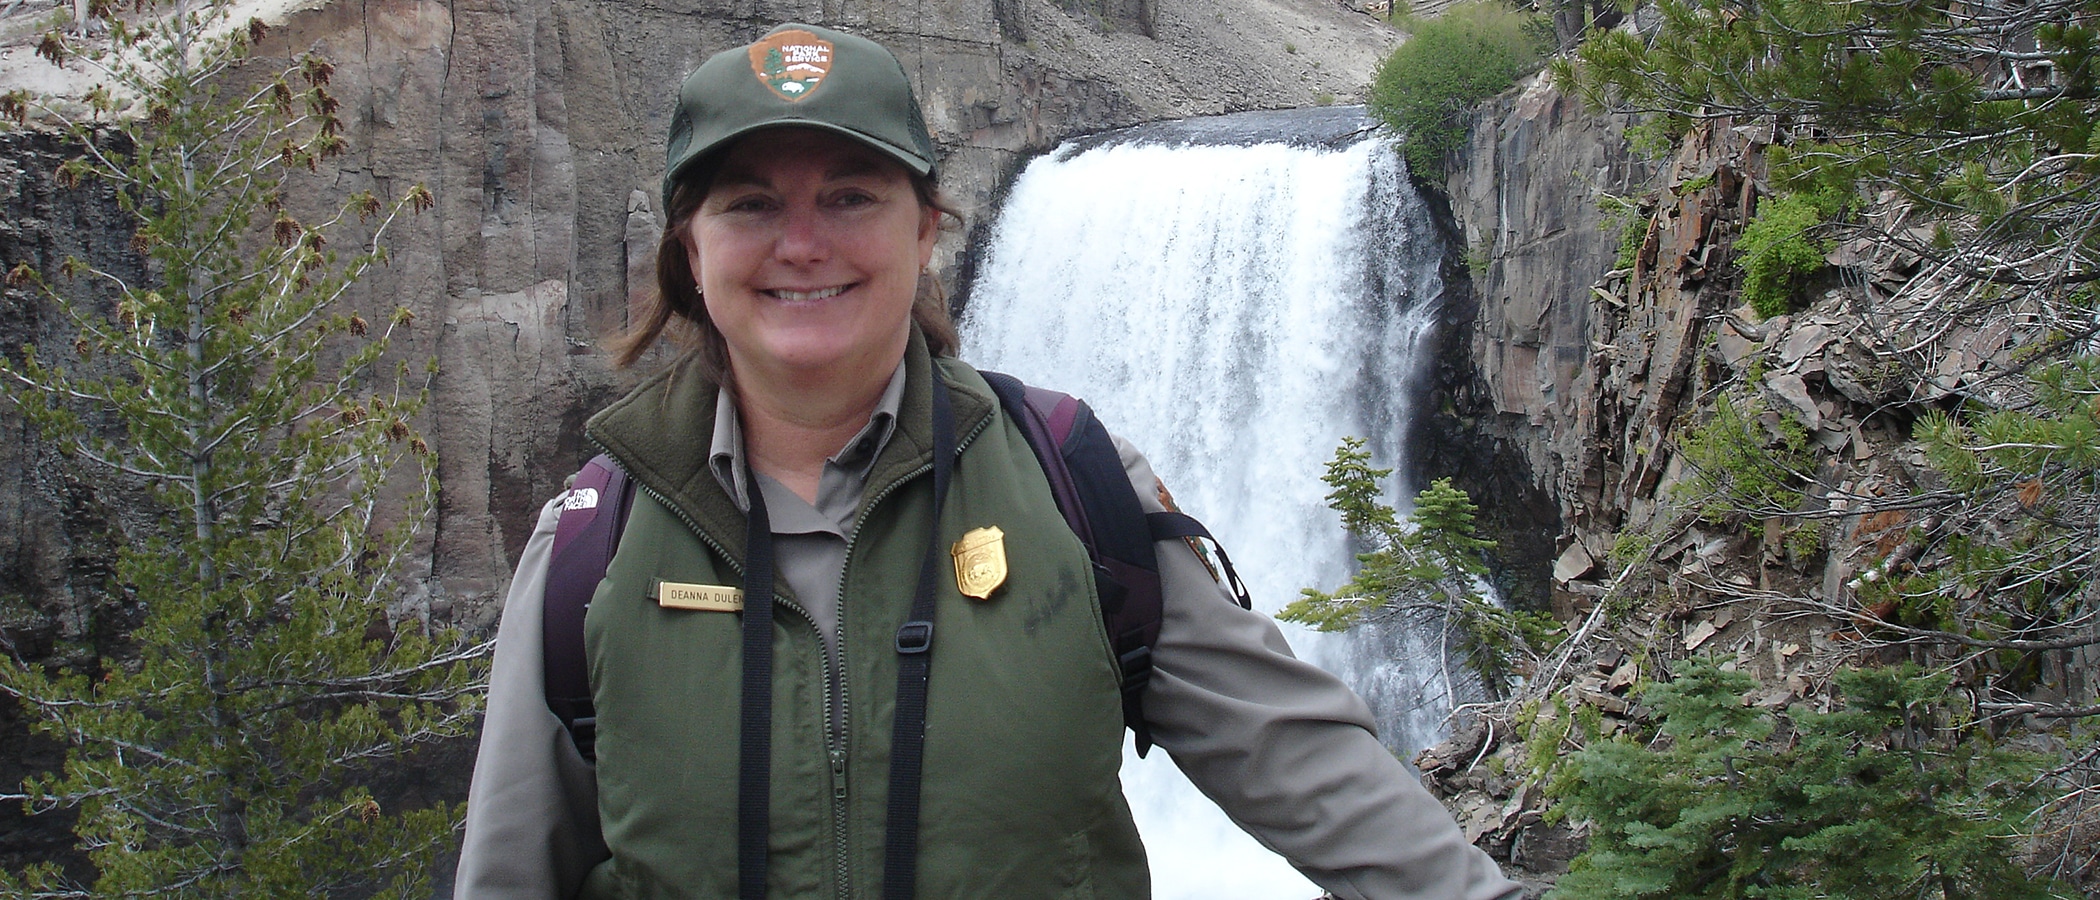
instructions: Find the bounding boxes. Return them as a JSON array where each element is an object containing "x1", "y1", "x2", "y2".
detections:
[{"x1": 772, "y1": 204, "x2": 829, "y2": 265}]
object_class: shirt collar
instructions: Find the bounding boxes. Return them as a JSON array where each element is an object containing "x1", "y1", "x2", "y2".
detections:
[{"x1": 708, "y1": 359, "x2": 910, "y2": 511}]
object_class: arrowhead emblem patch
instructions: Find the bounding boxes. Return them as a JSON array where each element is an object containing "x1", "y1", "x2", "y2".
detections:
[{"x1": 748, "y1": 30, "x2": 834, "y2": 102}]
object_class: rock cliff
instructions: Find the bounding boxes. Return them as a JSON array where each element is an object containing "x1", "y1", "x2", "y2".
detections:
[
  {"x1": 1420, "y1": 72, "x2": 1656, "y2": 616},
  {"x1": 1431, "y1": 64, "x2": 2097, "y2": 888}
]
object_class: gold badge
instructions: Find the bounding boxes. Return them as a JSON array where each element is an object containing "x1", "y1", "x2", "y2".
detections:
[
  {"x1": 951, "y1": 526, "x2": 1008, "y2": 601},
  {"x1": 656, "y1": 580, "x2": 744, "y2": 612},
  {"x1": 747, "y1": 30, "x2": 834, "y2": 102}
]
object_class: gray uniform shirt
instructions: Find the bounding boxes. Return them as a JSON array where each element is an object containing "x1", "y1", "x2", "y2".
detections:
[{"x1": 456, "y1": 366, "x2": 1521, "y2": 900}]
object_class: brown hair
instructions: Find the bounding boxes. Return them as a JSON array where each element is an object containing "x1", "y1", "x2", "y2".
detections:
[{"x1": 611, "y1": 157, "x2": 962, "y2": 380}]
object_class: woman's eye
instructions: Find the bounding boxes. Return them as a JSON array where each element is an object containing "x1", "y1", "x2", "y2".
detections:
[{"x1": 832, "y1": 191, "x2": 877, "y2": 208}]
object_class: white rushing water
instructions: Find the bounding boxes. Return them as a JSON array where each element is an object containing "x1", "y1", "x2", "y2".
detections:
[{"x1": 958, "y1": 124, "x2": 1451, "y2": 899}]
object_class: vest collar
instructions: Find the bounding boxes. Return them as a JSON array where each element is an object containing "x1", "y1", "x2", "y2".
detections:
[{"x1": 584, "y1": 328, "x2": 996, "y2": 572}]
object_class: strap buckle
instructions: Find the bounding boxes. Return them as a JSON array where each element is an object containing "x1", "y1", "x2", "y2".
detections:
[
  {"x1": 895, "y1": 620, "x2": 935, "y2": 654},
  {"x1": 1117, "y1": 645, "x2": 1153, "y2": 695}
]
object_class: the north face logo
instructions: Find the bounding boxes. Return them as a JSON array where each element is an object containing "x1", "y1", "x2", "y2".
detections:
[{"x1": 749, "y1": 30, "x2": 834, "y2": 102}]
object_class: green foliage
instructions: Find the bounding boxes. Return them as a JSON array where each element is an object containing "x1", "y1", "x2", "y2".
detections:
[
  {"x1": 1672, "y1": 391, "x2": 1814, "y2": 521},
  {"x1": 0, "y1": 2, "x2": 482, "y2": 896},
  {"x1": 1736, "y1": 191, "x2": 1844, "y2": 319},
  {"x1": 1549, "y1": 3, "x2": 2100, "y2": 882},
  {"x1": 1282, "y1": 438, "x2": 1559, "y2": 693},
  {"x1": 1553, "y1": 0, "x2": 2100, "y2": 301},
  {"x1": 1551, "y1": 659, "x2": 2064, "y2": 900},
  {"x1": 1598, "y1": 192, "x2": 1650, "y2": 271},
  {"x1": 1463, "y1": 241, "x2": 1493, "y2": 279},
  {"x1": 1368, "y1": 1, "x2": 1549, "y2": 180},
  {"x1": 1896, "y1": 357, "x2": 2100, "y2": 627}
]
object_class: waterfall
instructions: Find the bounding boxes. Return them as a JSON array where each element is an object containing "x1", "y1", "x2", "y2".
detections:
[{"x1": 957, "y1": 109, "x2": 1455, "y2": 899}]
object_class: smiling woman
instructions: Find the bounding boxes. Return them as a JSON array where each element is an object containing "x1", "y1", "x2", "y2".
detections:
[
  {"x1": 454, "y1": 21, "x2": 1522, "y2": 900},
  {"x1": 680, "y1": 130, "x2": 940, "y2": 497}
]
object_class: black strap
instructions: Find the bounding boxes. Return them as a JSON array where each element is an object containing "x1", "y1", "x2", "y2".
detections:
[
  {"x1": 882, "y1": 375, "x2": 956, "y2": 900},
  {"x1": 1149, "y1": 511, "x2": 1253, "y2": 610},
  {"x1": 737, "y1": 463, "x2": 777, "y2": 900},
  {"x1": 978, "y1": 369, "x2": 1196, "y2": 757},
  {"x1": 736, "y1": 376, "x2": 956, "y2": 899}
]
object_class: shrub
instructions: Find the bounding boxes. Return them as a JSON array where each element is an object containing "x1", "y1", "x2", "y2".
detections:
[
  {"x1": 1368, "y1": 1, "x2": 1549, "y2": 180},
  {"x1": 1671, "y1": 391, "x2": 1814, "y2": 521},
  {"x1": 1550, "y1": 659, "x2": 2063, "y2": 900},
  {"x1": 1737, "y1": 191, "x2": 1844, "y2": 318}
]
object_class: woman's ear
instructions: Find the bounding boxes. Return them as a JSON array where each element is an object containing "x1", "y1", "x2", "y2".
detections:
[
  {"x1": 681, "y1": 222, "x2": 705, "y2": 293},
  {"x1": 916, "y1": 203, "x2": 940, "y2": 268}
]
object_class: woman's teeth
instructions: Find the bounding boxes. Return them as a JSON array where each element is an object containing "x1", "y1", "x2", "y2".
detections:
[{"x1": 769, "y1": 285, "x2": 847, "y2": 301}]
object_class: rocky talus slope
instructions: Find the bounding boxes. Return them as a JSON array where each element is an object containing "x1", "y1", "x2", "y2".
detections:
[{"x1": 1426, "y1": 72, "x2": 2097, "y2": 888}]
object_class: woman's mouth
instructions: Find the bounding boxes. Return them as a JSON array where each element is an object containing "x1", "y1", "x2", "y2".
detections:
[{"x1": 765, "y1": 284, "x2": 851, "y2": 302}]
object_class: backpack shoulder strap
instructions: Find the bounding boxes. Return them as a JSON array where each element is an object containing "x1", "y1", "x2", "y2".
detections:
[
  {"x1": 543, "y1": 453, "x2": 634, "y2": 762},
  {"x1": 982, "y1": 369, "x2": 1217, "y2": 757}
]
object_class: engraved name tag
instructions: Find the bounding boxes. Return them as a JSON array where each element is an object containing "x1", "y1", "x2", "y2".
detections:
[{"x1": 656, "y1": 580, "x2": 744, "y2": 612}]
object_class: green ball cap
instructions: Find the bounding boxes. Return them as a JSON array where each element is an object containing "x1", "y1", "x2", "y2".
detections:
[{"x1": 661, "y1": 23, "x2": 937, "y2": 211}]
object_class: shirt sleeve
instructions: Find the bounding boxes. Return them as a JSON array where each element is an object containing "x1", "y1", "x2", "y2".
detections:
[
  {"x1": 1115, "y1": 436, "x2": 1523, "y2": 900},
  {"x1": 455, "y1": 495, "x2": 610, "y2": 900}
]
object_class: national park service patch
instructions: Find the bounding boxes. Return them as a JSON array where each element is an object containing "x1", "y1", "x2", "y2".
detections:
[{"x1": 748, "y1": 30, "x2": 834, "y2": 102}]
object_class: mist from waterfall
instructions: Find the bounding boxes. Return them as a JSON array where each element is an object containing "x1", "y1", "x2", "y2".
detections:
[{"x1": 957, "y1": 118, "x2": 1452, "y2": 899}]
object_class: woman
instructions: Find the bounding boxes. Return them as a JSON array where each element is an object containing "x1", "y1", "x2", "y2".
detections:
[{"x1": 458, "y1": 23, "x2": 1521, "y2": 900}]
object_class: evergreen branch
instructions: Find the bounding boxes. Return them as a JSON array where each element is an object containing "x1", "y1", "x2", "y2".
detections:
[
  {"x1": 0, "y1": 785, "x2": 121, "y2": 809},
  {"x1": 327, "y1": 716, "x2": 483, "y2": 767},
  {"x1": 0, "y1": 682, "x2": 151, "y2": 713},
  {"x1": 1778, "y1": 594, "x2": 2100, "y2": 650},
  {"x1": 249, "y1": 684, "x2": 482, "y2": 715},
  {"x1": 235, "y1": 640, "x2": 494, "y2": 696},
  {"x1": 66, "y1": 441, "x2": 192, "y2": 483},
  {"x1": 6, "y1": 888, "x2": 91, "y2": 899}
]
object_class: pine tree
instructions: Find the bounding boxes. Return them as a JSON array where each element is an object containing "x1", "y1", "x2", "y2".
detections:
[
  {"x1": 1282, "y1": 438, "x2": 1556, "y2": 694},
  {"x1": 0, "y1": 1, "x2": 485, "y2": 895}
]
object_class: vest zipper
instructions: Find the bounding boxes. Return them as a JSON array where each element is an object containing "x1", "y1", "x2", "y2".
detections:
[
  {"x1": 825, "y1": 402, "x2": 996, "y2": 900},
  {"x1": 830, "y1": 748, "x2": 850, "y2": 899}
]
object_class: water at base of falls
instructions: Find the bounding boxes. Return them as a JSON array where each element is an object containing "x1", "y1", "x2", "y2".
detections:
[{"x1": 958, "y1": 111, "x2": 1455, "y2": 899}]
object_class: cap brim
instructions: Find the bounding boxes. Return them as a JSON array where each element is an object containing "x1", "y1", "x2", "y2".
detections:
[{"x1": 665, "y1": 120, "x2": 934, "y2": 195}]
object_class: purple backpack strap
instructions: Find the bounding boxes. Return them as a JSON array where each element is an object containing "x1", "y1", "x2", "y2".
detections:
[
  {"x1": 543, "y1": 453, "x2": 632, "y2": 761},
  {"x1": 981, "y1": 370, "x2": 1175, "y2": 755}
]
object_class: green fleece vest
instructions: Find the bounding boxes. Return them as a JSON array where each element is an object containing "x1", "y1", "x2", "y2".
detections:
[{"x1": 578, "y1": 348, "x2": 1149, "y2": 899}]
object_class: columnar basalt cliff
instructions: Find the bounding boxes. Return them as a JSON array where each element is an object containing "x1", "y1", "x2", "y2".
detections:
[{"x1": 1417, "y1": 73, "x2": 1658, "y2": 617}]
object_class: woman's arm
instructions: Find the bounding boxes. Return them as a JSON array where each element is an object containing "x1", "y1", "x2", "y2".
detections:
[
  {"x1": 455, "y1": 496, "x2": 609, "y2": 900},
  {"x1": 1115, "y1": 437, "x2": 1523, "y2": 900}
]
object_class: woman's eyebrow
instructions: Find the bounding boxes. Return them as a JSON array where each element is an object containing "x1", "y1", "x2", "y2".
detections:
[
  {"x1": 825, "y1": 156, "x2": 889, "y2": 180},
  {"x1": 707, "y1": 157, "x2": 888, "y2": 194},
  {"x1": 710, "y1": 170, "x2": 770, "y2": 191}
]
